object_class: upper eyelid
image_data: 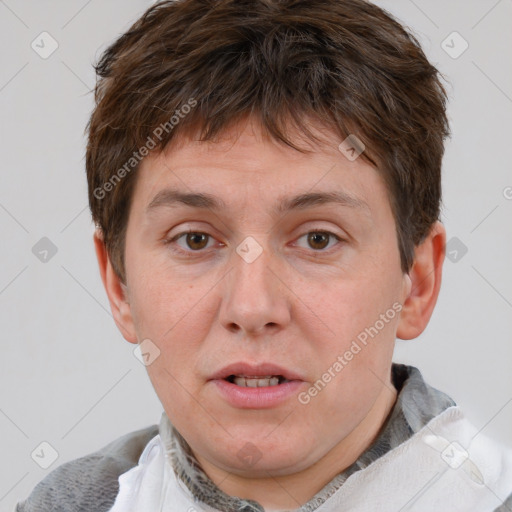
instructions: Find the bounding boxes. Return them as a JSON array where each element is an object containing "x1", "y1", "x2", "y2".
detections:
[
  {"x1": 169, "y1": 228, "x2": 343, "y2": 240},
  {"x1": 167, "y1": 219, "x2": 346, "y2": 238}
]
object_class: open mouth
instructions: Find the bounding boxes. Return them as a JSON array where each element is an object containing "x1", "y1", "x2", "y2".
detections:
[
  {"x1": 225, "y1": 375, "x2": 291, "y2": 388},
  {"x1": 212, "y1": 366, "x2": 303, "y2": 408}
]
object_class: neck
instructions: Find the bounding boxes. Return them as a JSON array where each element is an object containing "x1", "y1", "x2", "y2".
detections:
[{"x1": 195, "y1": 382, "x2": 397, "y2": 510}]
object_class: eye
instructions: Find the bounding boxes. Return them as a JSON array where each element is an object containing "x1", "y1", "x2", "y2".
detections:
[
  {"x1": 165, "y1": 230, "x2": 217, "y2": 255},
  {"x1": 164, "y1": 229, "x2": 344, "y2": 256},
  {"x1": 295, "y1": 230, "x2": 343, "y2": 252}
]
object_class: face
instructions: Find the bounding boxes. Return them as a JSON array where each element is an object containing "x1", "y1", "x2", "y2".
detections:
[{"x1": 118, "y1": 117, "x2": 411, "y2": 477}]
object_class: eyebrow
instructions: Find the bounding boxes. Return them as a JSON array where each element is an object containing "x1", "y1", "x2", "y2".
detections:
[{"x1": 146, "y1": 188, "x2": 370, "y2": 216}]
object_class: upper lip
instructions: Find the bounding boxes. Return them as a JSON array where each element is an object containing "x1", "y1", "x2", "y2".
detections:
[{"x1": 209, "y1": 362, "x2": 304, "y2": 381}]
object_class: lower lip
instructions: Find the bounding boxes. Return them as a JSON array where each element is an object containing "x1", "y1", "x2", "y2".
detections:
[{"x1": 211, "y1": 379, "x2": 304, "y2": 409}]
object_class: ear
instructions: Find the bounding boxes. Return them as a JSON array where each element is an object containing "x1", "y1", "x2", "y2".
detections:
[
  {"x1": 93, "y1": 229, "x2": 138, "y2": 344},
  {"x1": 396, "y1": 221, "x2": 446, "y2": 340}
]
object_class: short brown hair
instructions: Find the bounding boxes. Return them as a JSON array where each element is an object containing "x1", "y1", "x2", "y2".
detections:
[{"x1": 86, "y1": 0, "x2": 450, "y2": 283}]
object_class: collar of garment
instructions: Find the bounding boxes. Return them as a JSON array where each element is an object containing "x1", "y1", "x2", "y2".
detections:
[{"x1": 157, "y1": 363, "x2": 455, "y2": 512}]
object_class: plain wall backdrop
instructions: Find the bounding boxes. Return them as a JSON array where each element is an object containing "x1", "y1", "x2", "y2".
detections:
[{"x1": 1, "y1": 0, "x2": 511, "y2": 510}]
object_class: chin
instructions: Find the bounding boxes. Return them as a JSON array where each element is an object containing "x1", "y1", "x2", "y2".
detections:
[{"x1": 212, "y1": 433, "x2": 316, "y2": 476}]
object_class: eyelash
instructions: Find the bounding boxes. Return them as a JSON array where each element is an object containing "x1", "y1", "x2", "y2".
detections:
[{"x1": 163, "y1": 229, "x2": 344, "y2": 257}]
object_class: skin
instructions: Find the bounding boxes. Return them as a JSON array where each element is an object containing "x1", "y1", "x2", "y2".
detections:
[{"x1": 94, "y1": 116, "x2": 446, "y2": 510}]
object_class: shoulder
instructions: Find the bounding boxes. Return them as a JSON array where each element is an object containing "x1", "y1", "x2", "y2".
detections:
[{"x1": 15, "y1": 423, "x2": 159, "y2": 512}]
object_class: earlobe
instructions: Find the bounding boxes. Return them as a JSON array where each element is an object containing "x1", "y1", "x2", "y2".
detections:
[
  {"x1": 396, "y1": 221, "x2": 446, "y2": 340},
  {"x1": 93, "y1": 229, "x2": 138, "y2": 344}
]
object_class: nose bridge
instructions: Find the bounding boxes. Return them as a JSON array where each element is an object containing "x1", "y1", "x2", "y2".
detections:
[{"x1": 220, "y1": 235, "x2": 290, "y2": 334}]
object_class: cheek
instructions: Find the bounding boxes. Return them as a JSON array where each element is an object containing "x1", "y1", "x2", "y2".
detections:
[
  {"x1": 128, "y1": 263, "x2": 206, "y2": 338},
  {"x1": 304, "y1": 273, "x2": 400, "y2": 403},
  {"x1": 130, "y1": 271, "x2": 221, "y2": 368},
  {"x1": 315, "y1": 272, "x2": 399, "y2": 344}
]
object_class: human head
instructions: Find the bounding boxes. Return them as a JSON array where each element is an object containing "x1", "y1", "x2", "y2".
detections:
[{"x1": 88, "y1": 0, "x2": 449, "y2": 506}]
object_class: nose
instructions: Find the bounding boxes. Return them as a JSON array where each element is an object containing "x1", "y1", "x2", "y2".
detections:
[{"x1": 218, "y1": 238, "x2": 292, "y2": 337}]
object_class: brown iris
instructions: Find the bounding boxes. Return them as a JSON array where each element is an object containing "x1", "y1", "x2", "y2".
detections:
[
  {"x1": 185, "y1": 232, "x2": 209, "y2": 250},
  {"x1": 307, "y1": 232, "x2": 330, "y2": 250}
]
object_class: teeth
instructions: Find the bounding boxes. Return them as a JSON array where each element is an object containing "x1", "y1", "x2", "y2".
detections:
[{"x1": 233, "y1": 375, "x2": 280, "y2": 387}]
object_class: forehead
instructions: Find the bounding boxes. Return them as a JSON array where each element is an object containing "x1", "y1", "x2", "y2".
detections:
[{"x1": 131, "y1": 117, "x2": 390, "y2": 223}]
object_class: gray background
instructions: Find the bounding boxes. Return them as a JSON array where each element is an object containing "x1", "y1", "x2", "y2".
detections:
[{"x1": 1, "y1": 0, "x2": 511, "y2": 510}]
